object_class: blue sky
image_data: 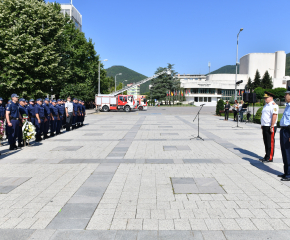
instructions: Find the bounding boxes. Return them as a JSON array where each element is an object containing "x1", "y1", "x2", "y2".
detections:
[{"x1": 62, "y1": 0, "x2": 290, "y2": 77}]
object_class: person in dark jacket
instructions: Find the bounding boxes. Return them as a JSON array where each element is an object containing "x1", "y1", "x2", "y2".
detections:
[{"x1": 224, "y1": 101, "x2": 230, "y2": 121}]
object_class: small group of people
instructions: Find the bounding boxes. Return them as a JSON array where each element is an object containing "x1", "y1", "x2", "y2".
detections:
[
  {"x1": 0, "y1": 95, "x2": 86, "y2": 151},
  {"x1": 224, "y1": 100, "x2": 247, "y2": 121},
  {"x1": 259, "y1": 89, "x2": 290, "y2": 181}
]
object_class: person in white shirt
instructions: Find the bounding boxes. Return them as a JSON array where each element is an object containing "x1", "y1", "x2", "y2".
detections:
[
  {"x1": 65, "y1": 96, "x2": 74, "y2": 131},
  {"x1": 260, "y1": 91, "x2": 279, "y2": 162}
]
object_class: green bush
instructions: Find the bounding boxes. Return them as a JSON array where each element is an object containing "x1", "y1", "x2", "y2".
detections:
[
  {"x1": 254, "y1": 107, "x2": 263, "y2": 123},
  {"x1": 176, "y1": 102, "x2": 182, "y2": 105},
  {"x1": 216, "y1": 99, "x2": 225, "y2": 116}
]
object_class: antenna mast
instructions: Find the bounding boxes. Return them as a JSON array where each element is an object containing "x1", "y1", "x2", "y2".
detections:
[{"x1": 208, "y1": 62, "x2": 211, "y2": 74}]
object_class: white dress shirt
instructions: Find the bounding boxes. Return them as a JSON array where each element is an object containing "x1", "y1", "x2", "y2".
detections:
[{"x1": 261, "y1": 101, "x2": 279, "y2": 126}]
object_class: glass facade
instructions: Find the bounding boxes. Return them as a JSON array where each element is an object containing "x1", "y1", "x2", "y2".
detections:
[{"x1": 190, "y1": 88, "x2": 216, "y2": 94}]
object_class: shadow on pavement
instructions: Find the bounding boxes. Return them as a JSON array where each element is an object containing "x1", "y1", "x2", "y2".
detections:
[{"x1": 234, "y1": 148, "x2": 283, "y2": 176}]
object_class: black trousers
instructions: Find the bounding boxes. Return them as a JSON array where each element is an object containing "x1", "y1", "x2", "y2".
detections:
[
  {"x1": 225, "y1": 110, "x2": 229, "y2": 120},
  {"x1": 233, "y1": 110, "x2": 237, "y2": 120},
  {"x1": 280, "y1": 128, "x2": 290, "y2": 177},
  {"x1": 66, "y1": 112, "x2": 73, "y2": 131},
  {"x1": 262, "y1": 126, "x2": 277, "y2": 161}
]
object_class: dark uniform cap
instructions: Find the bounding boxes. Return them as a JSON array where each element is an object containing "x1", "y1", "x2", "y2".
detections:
[
  {"x1": 19, "y1": 98, "x2": 25, "y2": 102},
  {"x1": 29, "y1": 99, "x2": 34, "y2": 102},
  {"x1": 285, "y1": 86, "x2": 290, "y2": 94},
  {"x1": 264, "y1": 91, "x2": 275, "y2": 98},
  {"x1": 0, "y1": 98, "x2": 3, "y2": 101},
  {"x1": 44, "y1": 98, "x2": 49, "y2": 101},
  {"x1": 52, "y1": 100, "x2": 56, "y2": 103},
  {"x1": 37, "y1": 98, "x2": 43, "y2": 102},
  {"x1": 11, "y1": 93, "x2": 19, "y2": 98},
  {"x1": 25, "y1": 100, "x2": 28, "y2": 103},
  {"x1": 57, "y1": 99, "x2": 61, "y2": 102}
]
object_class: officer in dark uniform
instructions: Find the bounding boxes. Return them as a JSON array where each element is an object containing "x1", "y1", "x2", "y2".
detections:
[
  {"x1": 61, "y1": 100, "x2": 66, "y2": 130},
  {"x1": 56, "y1": 99, "x2": 64, "y2": 135},
  {"x1": 77, "y1": 99, "x2": 82, "y2": 128},
  {"x1": 72, "y1": 98, "x2": 78, "y2": 130},
  {"x1": 35, "y1": 99, "x2": 46, "y2": 141},
  {"x1": 18, "y1": 98, "x2": 28, "y2": 147},
  {"x1": 0, "y1": 97, "x2": 5, "y2": 123},
  {"x1": 279, "y1": 86, "x2": 290, "y2": 180},
  {"x1": 43, "y1": 98, "x2": 51, "y2": 139},
  {"x1": 6, "y1": 94, "x2": 21, "y2": 150},
  {"x1": 50, "y1": 100, "x2": 59, "y2": 137},
  {"x1": 27, "y1": 99, "x2": 35, "y2": 125},
  {"x1": 81, "y1": 100, "x2": 86, "y2": 126},
  {"x1": 25, "y1": 100, "x2": 28, "y2": 108}
]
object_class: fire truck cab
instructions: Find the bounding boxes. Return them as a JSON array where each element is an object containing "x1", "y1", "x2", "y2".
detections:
[
  {"x1": 96, "y1": 94, "x2": 136, "y2": 112},
  {"x1": 137, "y1": 97, "x2": 148, "y2": 111}
]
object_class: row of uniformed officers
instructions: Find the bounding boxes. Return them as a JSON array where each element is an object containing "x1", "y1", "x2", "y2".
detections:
[{"x1": 1, "y1": 94, "x2": 86, "y2": 150}]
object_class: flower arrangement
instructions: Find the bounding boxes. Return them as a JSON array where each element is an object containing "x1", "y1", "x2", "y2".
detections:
[
  {"x1": 22, "y1": 119, "x2": 36, "y2": 143},
  {"x1": 0, "y1": 120, "x2": 4, "y2": 139}
]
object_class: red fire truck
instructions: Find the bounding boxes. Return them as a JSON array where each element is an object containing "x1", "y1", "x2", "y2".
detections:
[
  {"x1": 96, "y1": 94, "x2": 137, "y2": 112},
  {"x1": 137, "y1": 97, "x2": 148, "y2": 111}
]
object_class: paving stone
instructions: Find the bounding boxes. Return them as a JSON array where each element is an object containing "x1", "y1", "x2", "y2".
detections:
[
  {"x1": 28, "y1": 229, "x2": 56, "y2": 240},
  {"x1": 47, "y1": 218, "x2": 89, "y2": 230},
  {"x1": 201, "y1": 230, "x2": 227, "y2": 240},
  {"x1": 50, "y1": 230, "x2": 117, "y2": 239},
  {"x1": 55, "y1": 203, "x2": 97, "y2": 219},
  {"x1": 115, "y1": 230, "x2": 138, "y2": 240},
  {"x1": 0, "y1": 229, "x2": 35, "y2": 240},
  {"x1": 171, "y1": 177, "x2": 195, "y2": 184},
  {"x1": 173, "y1": 184, "x2": 199, "y2": 194},
  {"x1": 51, "y1": 146, "x2": 83, "y2": 151}
]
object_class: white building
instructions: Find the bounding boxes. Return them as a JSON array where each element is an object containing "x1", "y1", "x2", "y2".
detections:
[
  {"x1": 180, "y1": 51, "x2": 290, "y2": 106},
  {"x1": 127, "y1": 84, "x2": 140, "y2": 98},
  {"x1": 60, "y1": 3, "x2": 82, "y2": 31}
]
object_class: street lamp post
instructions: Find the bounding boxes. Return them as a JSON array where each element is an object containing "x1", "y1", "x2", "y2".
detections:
[
  {"x1": 98, "y1": 59, "x2": 108, "y2": 95},
  {"x1": 115, "y1": 73, "x2": 122, "y2": 92},
  {"x1": 235, "y1": 28, "x2": 243, "y2": 101}
]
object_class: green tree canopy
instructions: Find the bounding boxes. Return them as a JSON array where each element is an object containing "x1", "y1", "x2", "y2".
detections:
[
  {"x1": 252, "y1": 70, "x2": 261, "y2": 89},
  {"x1": 0, "y1": 0, "x2": 69, "y2": 99},
  {"x1": 150, "y1": 64, "x2": 178, "y2": 101},
  {"x1": 261, "y1": 71, "x2": 273, "y2": 89},
  {"x1": 254, "y1": 87, "x2": 265, "y2": 100},
  {"x1": 245, "y1": 77, "x2": 253, "y2": 92}
]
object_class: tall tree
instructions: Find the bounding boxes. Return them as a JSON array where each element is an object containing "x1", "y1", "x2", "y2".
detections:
[
  {"x1": 246, "y1": 77, "x2": 253, "y2": 92},
  {"x1": 150, "y1": 64, "x2": 178, "y2": 102},
  {"x1": 252, "y1": 70, "x2": 261, "y2": 89},
  {"x1": 261, "y1": 70, "x2": 273, "y2": 89},
  {"x1": 0, "y1": 0, "x2": 68, "y2": 99}
]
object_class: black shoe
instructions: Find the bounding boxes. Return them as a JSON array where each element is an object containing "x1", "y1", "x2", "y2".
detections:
[
  {"x1": 278, "y1": 174, "x2": 286, "y2": 178},
  {"x1": 281, "y1": 177, "x2": 290, "y2": 181},
  {"x1": 43, "y1": 135, "x2": 49, "y2": 139},
  {"x1": 18, "y1": 143, "x2": 24, "y2": 147},
  {"x1": 9, "y1": 145, "x2": 17, "y2": 150},
  {"x1": 35, "y1": 138, "x2": 41, "y2": 142},
  {"x1": 259, "y1": 158, "x2": 266, "y2": 161},
  {"x1": 50, "y1": 133, "x2": 55, "y2": 137},
  {"x1": 263, "y1": 159, "x2": 273, "y2": 163}
]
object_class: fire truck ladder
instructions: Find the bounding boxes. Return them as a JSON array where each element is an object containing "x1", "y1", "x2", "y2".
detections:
[{"x1": 110, "y1": 69, "x2": 171, "y2": 96}]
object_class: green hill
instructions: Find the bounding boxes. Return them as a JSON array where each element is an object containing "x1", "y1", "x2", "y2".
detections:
[
  {"x1": 208, "y1": 65, "x2": 238, "y2": 75},
  {"x1": 286, "y1": 53, "x2": 290, "y2": 76},
  {"x1": 106, "y1": 66, "x2": 149, "y2": 94}
]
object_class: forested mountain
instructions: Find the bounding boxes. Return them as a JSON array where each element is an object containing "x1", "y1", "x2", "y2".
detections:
[
  {"x1": 106, "y1": 66, "x2": 149, "y2": 94},
  {"x1": 208, "y1": 65, "x2": 238, "y2": 74}
]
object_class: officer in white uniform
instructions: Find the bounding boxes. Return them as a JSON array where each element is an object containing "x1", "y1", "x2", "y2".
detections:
[{"x1": 260, "y1": 91, "x2": 279, "y2": 162}]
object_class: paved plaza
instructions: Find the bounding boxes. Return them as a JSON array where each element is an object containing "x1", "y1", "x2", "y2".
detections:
[{"x1": 0, "y1": 106, "x2": 290, "y2": 239}]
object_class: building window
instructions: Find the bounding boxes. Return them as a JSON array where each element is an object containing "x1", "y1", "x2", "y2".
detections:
[
  {"x1": 208, "y1": 97, "x2": 211, "y2": 102},
  {"x1": 194, "y1": 97, "x2": 198, "y2": 102},
  {"x1": 199, "y1": 97, "x2": 203, "y2": 102},
  {"x1": 204, "y1": 97, "x2": 207, "y2": 102}
]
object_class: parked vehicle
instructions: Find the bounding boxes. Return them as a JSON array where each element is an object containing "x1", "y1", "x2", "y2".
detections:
[
  {"x1": 137, "y1": 97, "x2": 148, "y2": 111},
  {"x1": 95, "y1": 94, "x2": 137, "y2": 112}
]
